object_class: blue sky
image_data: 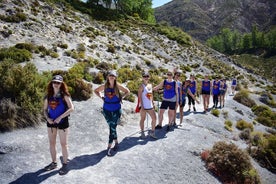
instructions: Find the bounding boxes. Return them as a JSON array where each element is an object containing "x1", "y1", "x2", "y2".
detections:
[{"x1": 152, "y1": 0, "x2": 172, "y2": 8}]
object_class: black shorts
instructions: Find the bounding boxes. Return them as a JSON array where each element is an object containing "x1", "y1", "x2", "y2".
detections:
[
  {"x1": 160, "y1": 101, "x2": 176, "y2": 110},
  {"x1": 201, "y1": 90, "x2": 210, "y2": 95},
  {"x1": 47, "y1": 116, "x2": 69, "y2": 129}
]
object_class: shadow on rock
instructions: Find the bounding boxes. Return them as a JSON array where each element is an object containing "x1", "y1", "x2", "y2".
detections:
[
  {"x1": 10, "y1": 168, "x2": 58, "y2": 184},
  {"x1": 117, "y1": 128, "x2": 167, "y2": 153},
  {"x1": 67, "y1": 150, "x2": 106, "y2": 171}
]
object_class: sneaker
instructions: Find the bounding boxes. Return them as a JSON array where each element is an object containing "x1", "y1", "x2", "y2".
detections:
[
  {"x1": 59, "y1": 163, "x2": 68, "y2": 175},
  {"x1": 193, "y1": 107, "x2": 196, "y2": 111},
  {"x1": 166, "y1": 125, "x2": 172, "y2": 132},
  {"x1": 155, "y1": 125, "x2": 162, "y2": 129},
  {"x1": 140, "y1": 131, "x2": 146, "y2": 139},
  {"x1": 113, "y1": 143, "x2": 119, "y2": 151},
  {"x1": 173, "y1": 122, "x2": 177, "y2": 127},
  {"x1": 150, "y1": 132, "x2": 157, "y2": 139},
  {"x1": 107, "y1": 147, "x2": 112, "y2": 156},
  {"x1": 187, "y1": 108, "x2": 191, "y2": 112},
  {"x1": 44, "y1": 162, "x2": 57, "y2": 171}
]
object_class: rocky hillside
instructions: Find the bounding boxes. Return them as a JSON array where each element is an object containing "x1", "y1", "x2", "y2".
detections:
[{"x1": 154, "y1": 0, "x2": 276, "y2": 41}]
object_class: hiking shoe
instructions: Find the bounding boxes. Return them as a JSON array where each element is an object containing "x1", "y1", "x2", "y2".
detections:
[
  {"x1": 193, "y1": 107, "x2": 196, "y2": 112},
  {"x1": 150, "y1": 132, "x2": 157, "y2": 139},
  {"x1": 44, "y1": 162, "x2": 57, "y2": 171},
  {"x1": 59, "y1": 163, "x2": 68, "y2": 175},
  {"x1": 113, "y1": 143, "x2": 119, "y2": 151},
  {"x1": 187, "y1": 108, "x2": 191, "y2": 112},
  {"x1": 155, "y1": 125, "x2": 162, "y2": 129},
  {"x1": 140, "y1": 131, "x2": 146, "y2": 139},
  {"x1": 166, "y1": 125, "x2": 171, "y2": 132},
  {"x1": 107, "y1": 148, "x2": 112, "y2": 156},
  {"x1": 173, "y1": 122, "x2": 177, "y2": 127}
]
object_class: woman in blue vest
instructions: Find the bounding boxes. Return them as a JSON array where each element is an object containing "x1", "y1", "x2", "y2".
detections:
[
  {"x1": 219, "y1": 79, "x2": 227, "y2": 108},
  {"x1": 94, "y1": 71, "x2": 130, "y2": 156},
  {"x1": 231, "y1": 78, "x2": 237, "y2": 95},
  {"x1": 188, "y1": 74, "x2": 197, "y2": 112},
  {"x1": 43, "y1": 75, "x2": 74, "y2": 175},
  {"x1": 179, "y1": 80, "x2": 199, "y2": 125},
  {"x1": 201, "y1": 75, "x2": 212, "y2": 113},
  {"x1": 153, "y1": 71, "x2": 178, "y2": 131},
  {"x1": 212, "y1": 76, "x2": 220, "y2": 108}
]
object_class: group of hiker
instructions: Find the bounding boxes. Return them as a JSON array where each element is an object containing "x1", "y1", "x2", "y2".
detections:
[{"x1": 43, "y1": 71, "x2": 237, "y2": 174}]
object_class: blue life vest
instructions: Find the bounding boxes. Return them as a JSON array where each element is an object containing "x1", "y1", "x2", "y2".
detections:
[
  {"x1": 163, "y1": 80, "x2": 176, "y2": 99},
  {"x1": 48, "y1": 96, "x2": 67, "y2": 122},
  {"x1": 103, "y1": 87, "x2": 121, "y2": 112}
]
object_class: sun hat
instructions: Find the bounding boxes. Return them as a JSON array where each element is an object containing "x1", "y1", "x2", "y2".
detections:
[
  {"x1": 108, "y1": 70, "x2": 117, "y2": 77},
  {"x1": 52, "y1": 75, "x2": 63, "y2": 82}
]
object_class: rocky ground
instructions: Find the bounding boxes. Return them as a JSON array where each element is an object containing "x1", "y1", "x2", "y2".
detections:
[{"x1": 0, "y1": 86, "x2": 275, "y2": 184}]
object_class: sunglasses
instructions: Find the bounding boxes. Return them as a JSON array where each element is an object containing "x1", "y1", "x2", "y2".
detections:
[
  {"x1": 143, "y1": 75, "x2": 149, "y2": 78},
  {"x1": 53, "y1": 81, "x2": 61, "y2": 84},
  {"x1": 167, "y1": 73, "x2": 172, "y2": 76},
  {"x1": 108, "y1": 75, "x2": 116, "y2": 77}
]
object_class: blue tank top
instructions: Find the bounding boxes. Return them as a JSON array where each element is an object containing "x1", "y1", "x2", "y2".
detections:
[
  {"x1": 212, "y1": 81, "x2": 220, "y2": 95},
  {"x1": 163, "y1": 80, "x2": 176, "y2": 99},
  {"x1": 189, "y1": 81, "x2": 196, "y2": 94},
  {"x1": 48, "y1": 96, "x2": 67, "y2": 121},
  {"x1": 202, "y1": 80, "x2": 211, "y2": 91},
  {"x1": 232, "y1": 79, "x2": 237, "y2": 85},
  {"x1": 103, "y1": 87, "x2": 121, "y2": 112},
  {"x1": 181, "y1": 86, "x2": 189, "y2": 98}
]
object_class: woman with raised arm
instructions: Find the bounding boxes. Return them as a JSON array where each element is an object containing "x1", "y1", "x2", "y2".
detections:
[{"x1": 94, "y1": 71, "x2": 130, "y2": 156}]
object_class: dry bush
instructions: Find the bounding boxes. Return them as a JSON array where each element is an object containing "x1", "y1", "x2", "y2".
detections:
[
  {"x1": 233, "y1": 90, "x2": 256, "y2": 108},
  {"x1": 206, "y1": 141, "x2": 260, "y2": 183}
]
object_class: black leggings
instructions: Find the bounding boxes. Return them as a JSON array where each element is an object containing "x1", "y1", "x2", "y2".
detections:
[
  {"x1": 213, "y1": 94, "x2": 219, "y2": 107},
  {"x1": 188, "y1": 94, "x2": 195, "y2": 106}
]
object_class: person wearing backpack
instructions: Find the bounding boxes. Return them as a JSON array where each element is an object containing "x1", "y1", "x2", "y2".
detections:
[
  {"x1": 137, "y1": 72, "x2": 157, "y2": 139},
  {"x1": 43, "y1": 75, "x2": 74, "y2": 175},
  {"x1": 153, "y1": 71, "x2": 178, "y2": 131},
  {"x1": 94, "y1": 70, "x2": 130, "y2": 156}
]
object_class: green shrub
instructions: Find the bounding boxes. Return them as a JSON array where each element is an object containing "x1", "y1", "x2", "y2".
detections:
[
  {"x1": 14, "y1": 43, "x2": 36, "y2": 52},
  {"x1": 107, "y1": 44, "x2": 115, "y2": 53},
  {"x1": 224, "y1": 120, "x2": 233, "y2": 132},
  {"x1": 250, "y1": 134, "x2": 276, "y2": 173},
  {"x1": 206, "y1": 141, "x2": 260, "y2": 183},
  {"x1": 92, "y1": 72, "x2": 104, "y2": 84},
  {"x1": 56, "y1": 24, "x2": 72, "y2": 33},
  {"x1": 0, "y1": 47, "x2": 32, "y2": 63},
  {"x1": 236, "y1": 119, "x2": 254, "y2": 131},
  {"x1": 252, "y1": 105, "x2": 276, "y2": 127},
  {"x1": 233, "y1": 90, "x2": 256, "y2": 107},
  {"x1": 239, "y1": 128, "x2": 251, "y2": 140},
  {"x1": 0, "y1": 60, "x2": 47, "y2": 132},
  {"x1": 0, "y1": 12, "x2": 27, "y2": 23},
  {"x1": 211, "y1": 109, "x2": 220, "y2": 117}
]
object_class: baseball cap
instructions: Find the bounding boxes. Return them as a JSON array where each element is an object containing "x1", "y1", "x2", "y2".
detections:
[{"x1": 52, "y1": 75, "x2": 63, "y2": 82}]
